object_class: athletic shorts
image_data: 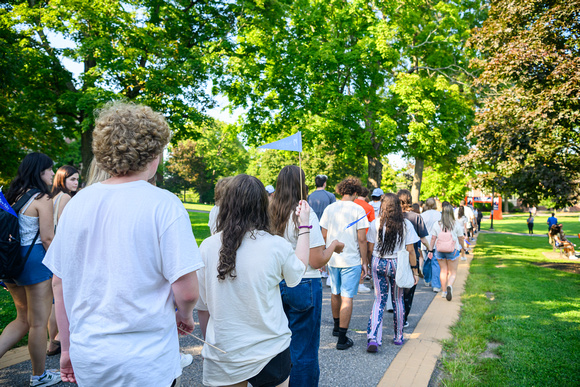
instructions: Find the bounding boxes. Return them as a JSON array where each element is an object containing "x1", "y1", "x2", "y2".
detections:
[
  {"x1": 328, "y1": 265, "x2": 362, "y2": 298},
  {"x1": 247, "y1": 347, "x2": 291, "y2": 387}
]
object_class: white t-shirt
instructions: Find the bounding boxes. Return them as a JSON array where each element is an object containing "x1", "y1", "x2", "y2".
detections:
[
  {"x1": 455, "y1": 206, "x2": 475, "y2": 226},
  {"x1": 208, "y1": 205, "x2": 219, "y2": 235},
  {"x1": 283, "y1": 210, "x2": 326, "y2": 278},
  {"x1": 421, "y1": 209, "x2": 442, "y2": 251},
  {"x1": 43, "y1": 181, "x2": 203, "y2": 387},
  {"x1": 431, "y1": 221, "x2": 464, "y2": 251},
  {"x1": 320, "y1": 200, "x2": 369, "y2": 268},
  {"x1": 367, "y1": 219, "x2": 420, "y2": 259},
  {"x1": 371, "y1": 201, "x2": 381, "y2": 218},
  {"x1": 456, "y1": 216, "x2": 467, "y2": 236},
  {"x1": 197, "y1": 231, "x2": 306, "y2": 386}
]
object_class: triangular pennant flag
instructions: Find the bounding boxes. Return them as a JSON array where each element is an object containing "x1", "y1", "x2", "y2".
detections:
[
  {"x1": 258, "y1": 131, "x2": 302, "y2": 152},
  {"x1": 0, "y1": 190, "x2": 18, "y2": 218}
]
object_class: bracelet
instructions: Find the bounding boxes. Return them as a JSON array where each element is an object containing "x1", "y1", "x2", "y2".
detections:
[
  {"x1": 428, "y1": 250, "x2": 434, "y2": 253},
  {"x1": 298, "y1": 225, "x2": 313, "y2": 229},
  {"x1": 298, "y1": 231, "x2": 310, "y2": 236},
  {"x1": 411, "y1": 265, "x2": 418, "y2": 269}
]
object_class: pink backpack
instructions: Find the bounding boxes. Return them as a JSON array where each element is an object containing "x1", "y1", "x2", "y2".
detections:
[{"x1": 436, "y1": 222, "x2": 456, "y2": 253}]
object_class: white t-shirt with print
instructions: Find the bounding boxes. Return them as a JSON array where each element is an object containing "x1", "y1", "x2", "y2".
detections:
[
  {"x1": 320, "y1": 200, "x2": 369, "y2": 268},
  {"x1": 367, "y1": 219, "x2": 420, "y2": 259},
  {"x1": 283, "y1": 210, "x2": 326, "y2": 278},
  {"x1": 43, "y1": 181, "x2": 204, "y2": 387},
  {"x1": 197, "y1": 231, "x2": 306, "y2": 386},
  {"x1": 431, "y1": 221, "x2": 464, "y2": 251}
]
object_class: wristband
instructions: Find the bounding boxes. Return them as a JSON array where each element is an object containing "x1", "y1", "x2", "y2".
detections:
[
  {"x1": 298, "y1": 225, "x2": 312, "y2": 229},
  {"x1": 411, "y1": 265, "x2": 419, "y2": 269},
  {"x1": 299, "y1": 231, "x2": 310, "y2": 236}
]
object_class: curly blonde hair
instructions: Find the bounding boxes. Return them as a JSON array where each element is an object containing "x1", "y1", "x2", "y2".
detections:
[{"x1": 92, "y1": 101, "x2": 171, "y2": 176}]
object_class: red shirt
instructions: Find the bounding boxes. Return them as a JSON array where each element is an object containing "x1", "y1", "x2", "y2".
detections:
[{"x1": 354, "y1": 198, "x2": 376, "y2": 223}]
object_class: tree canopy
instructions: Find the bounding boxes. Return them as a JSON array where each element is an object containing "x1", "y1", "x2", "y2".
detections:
[{"x1": 466, "y1": 0, "x2": 580, "y2": 207}]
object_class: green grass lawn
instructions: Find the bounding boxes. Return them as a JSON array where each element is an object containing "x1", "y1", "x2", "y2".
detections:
[
  {"x1": 0, "y1": 212, "x2": 212, "y2": 348},
  {"x1": 480, "y1": 213, "x2": 580, "y2": 235},
  {"x1": 440, "y1": 233, "x2": 580, "y2": 386},
  {"x1": 182, "y1": 202, "x2": 213, "y2": 212}
]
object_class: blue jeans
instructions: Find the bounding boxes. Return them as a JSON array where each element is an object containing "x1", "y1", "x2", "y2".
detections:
[
  {"x1": 280, "y1": 278, "x2": 322, "y2": 387},
  {"x1": 430, "y1": 252, "x2": 441, "y2": 289}
]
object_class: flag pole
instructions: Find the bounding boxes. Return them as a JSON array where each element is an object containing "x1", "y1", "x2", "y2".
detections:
[{"x1": 299, "y1": 152, "x2": 303, "y2": 202}]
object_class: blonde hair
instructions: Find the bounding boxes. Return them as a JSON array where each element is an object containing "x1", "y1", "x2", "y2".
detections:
[
  {"x1": 440, "y1": 204, "x2": 456, "y2": 231},
  {"x1": 92, "y1": 101, "x2": 171, "y2": 176},
  {"x1": 86, "y1": 158, "x2": 111, "y2": 186},
  {"x1": 214, "y1": 176, "x2": 233, "y2": 205}
]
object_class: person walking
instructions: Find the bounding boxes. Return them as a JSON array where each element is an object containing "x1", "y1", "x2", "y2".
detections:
[
  {"x1": 354, "y1": 186, "x2": 375, "y2": 294},
  {"x1": 44, "y1": 102, "x2": 203, "y2": 386},
  {"x1": 428, "y1": 204, "x2": 464, "y2": 301},
  {"x1": 527, "y1": 212, "x2": 534, "y2": 234},
  {"x1": 47, "y1": 165, "x2": 80, "y2": 357},
  {"x1": 197, "y1": 174, "x2": 311, "y2": 387},
  {"x1": 320, "y1": 177, "x2": 369, "y2": 350},
  {"x1": 270, "y1": 166, "x2": 343, "y2": 386},
  {"x1": 308, "y1": 174, "x2": 336, "y2": 220},
  {"x1": 0, "y1": 152, "x2": 59, "y2": 386},
  {"x1": 366, "y1": 193, "x2": 419, "y2": 350},
  {"x1": 370, "y1": 188, "x2": 384, "y2": 218},
  {"x1": 420, "y1": 198, "x2": 442, "y2": 292}
]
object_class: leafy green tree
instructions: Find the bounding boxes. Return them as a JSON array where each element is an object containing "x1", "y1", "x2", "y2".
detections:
[
  {"x1": 165, "y1": 121, "x2": 248, "y2": 202},
  {"x1": 466, "y1": 0, "x2": 580, "y2": 207},
  {"x1": 2, "y1": 0, "x2": 232, "y2": 176},
  {"x1": 420, "y1": 164, "x2": 471, "y2": 204},
  {"x1": 219, "y1": 0, "x2": 482, "y2": 202}
]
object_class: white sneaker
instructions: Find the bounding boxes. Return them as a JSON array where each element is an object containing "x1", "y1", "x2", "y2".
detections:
[
  {"x1": 441, "y1": 292, "x2": 447, "y2": 298},
  {"x1": 180, "y1": 353, "x2": 193, "y2": 369},
  {"x1": 358, "y1": 284, "x2": 371, "y2": 293},
  {"x1": 433, "y1": 287, "x2": 441, "y2": 293},
  {"x1": 461, "y1": 257, "x2": 467, "y2": 261},
  {"x1": 325, "y1": 277, "x2": 332, "y2": 287},
  {"x1": 30, "y1": 370, "x2": 61, "y2": 386}
]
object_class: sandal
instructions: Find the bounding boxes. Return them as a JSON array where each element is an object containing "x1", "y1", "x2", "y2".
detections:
[{"x1": 46, "y1": 340, "x2": 61, "y2": 356}]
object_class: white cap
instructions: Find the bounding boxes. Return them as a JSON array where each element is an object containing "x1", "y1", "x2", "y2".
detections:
[
  {"x1": 265, "y1": 185, "x2": 275, "y2": 194},
  {"x1": 372, "y1": 188, "x2": 384, "y2": 196}
]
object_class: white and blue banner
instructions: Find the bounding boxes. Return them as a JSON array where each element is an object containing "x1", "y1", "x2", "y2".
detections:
[
  {"x1": 0, "y1": 190, "x2": 17, "y2": 218},
  {"x1": 258, "y1": 131, "x2": 302, "y2": 152}
]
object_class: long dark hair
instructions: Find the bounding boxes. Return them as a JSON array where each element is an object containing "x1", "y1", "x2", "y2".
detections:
[
  {"x1": 6, "y1": 152, "x2": 53, "y2": 204},
  {"x1": 216, "y1": 174, "x2": 270, "y2": 280},
  {"x1": 377, "y1": 193, "x2": 405, "y2": 256},
  {"x1": 270, "y1": 166, "x2": 307, "y2": 237},
  {"x1": 458, "y1": 206, "x2": 465, "y2": 219},
  {"x1": 52, "y1": 165, "x2": 79, "y2": 196}
]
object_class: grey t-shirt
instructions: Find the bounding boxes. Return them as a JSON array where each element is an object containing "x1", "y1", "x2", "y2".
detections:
[{"x1": 308, "y1": 189, "x2": 336, "y2": 220}]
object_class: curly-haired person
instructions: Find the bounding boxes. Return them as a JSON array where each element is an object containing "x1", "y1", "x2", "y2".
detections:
[
  {"x1": 320, "y1": 177, "x2": 369, "y2": 350},
  {"x1": 43, "y1": 101, "x2": 204, "y2": 386}
]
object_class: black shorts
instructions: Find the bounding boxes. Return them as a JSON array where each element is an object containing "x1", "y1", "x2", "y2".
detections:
[{"x1": 247, "y1": 347, "x2": 292, "y2": 387}]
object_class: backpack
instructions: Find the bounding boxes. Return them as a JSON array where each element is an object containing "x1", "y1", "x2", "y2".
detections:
[
  {"x1": 436, "y1": 222, "x2": 456, "y2": 253},
  {"x1": 0, "y1": 189, "x2": 41, "y2": 279}
]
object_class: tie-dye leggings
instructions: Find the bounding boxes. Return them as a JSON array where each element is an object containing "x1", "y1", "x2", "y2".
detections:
[{"x1": 367, "y1": 257, "x2": 405, "y2": 344}]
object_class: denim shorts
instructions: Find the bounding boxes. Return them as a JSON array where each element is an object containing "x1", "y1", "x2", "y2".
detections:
[
  {"x1": 434, "y1": 249, "x2": 460, "y2": 261},
  {"x1": 3, "y1": 244, "x2": 52, "y2": 286},
  {"x1": 328, "y1": 265, "x2": 362, "y2": 298}
]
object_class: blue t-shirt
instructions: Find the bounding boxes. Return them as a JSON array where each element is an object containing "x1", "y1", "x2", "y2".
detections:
[
  {"x1": 308, "y1": 189, "x2": 336, "y2": 220},
  {"x1": 547, "y1": 216, "x2": 557, "y2": 229}
]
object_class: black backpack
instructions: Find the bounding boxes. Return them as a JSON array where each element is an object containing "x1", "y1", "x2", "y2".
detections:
[{"x1": 0, "y1": 189, "x2": 41, "y2": 279}]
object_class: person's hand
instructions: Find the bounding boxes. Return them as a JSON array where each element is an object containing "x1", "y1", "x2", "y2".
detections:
[
  {"x1": 176, "y1": 309, "x2": 195, "y2": 335},
  {"x1": 60, "y1": 350, "x2": 76, "y2": 383},
  {"x1": 333, "y1": 240, "x2": 345, "y2": 254},
  {"x1": 413, "y1": 274, "x2": 419, "y2": 286},
  {"x1": 427, "y1": 251, "x2": 433, "y2": 259},
  {"x1": 362, "y1": 264, "x2": 369, "y2": 279},
  {"x1": 296, "y1": 200, "x2": 310, "y2": 226}
]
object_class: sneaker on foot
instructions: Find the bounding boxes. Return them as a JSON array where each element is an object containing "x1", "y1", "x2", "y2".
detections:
[
  {"x1": 325, "y1": 277, "x2": 332, "y2": 287},
  {"x1": 180, "y1": 353, "x2": 193, "y2": 369},
  {"x1": 403, "y1": 321, "x2": 409, "y2": 328},
  {"x1": 461, "y1": 256, "x2": 467, "y2": 261},
  {"x1": 441, "y1": 291, "x2": 447, "y2": 298},
  {"x1": 336, "y1": 337, "x2": 354, "y2": 350},
  {"x1": 424, "y1": 281, "x2": 431, "y2": 287},
  {"x1": 433, "y1": 287, "x2": 441, "y2": 293},
  {"x1": 358, "y1": 283, "x2": 371, "y2": 293},
  {"x1": 332, "y1": 328, "x2": 339, "y2": 337},
  {"x1": 446, "y1": 285, "x2": 453, "y2": 301},
  {"x1": 366, "y1": 340, "x2": 378, "y2": 353},
  {"x1": 393, "y1": 338, "x2": 404, "y2": 345},
  {"x1": 386, "y1": 308, "x2": 394, "y2": 313},
  {"x1": 30, "y1": 370, "x2": 61, "y2": 387}
]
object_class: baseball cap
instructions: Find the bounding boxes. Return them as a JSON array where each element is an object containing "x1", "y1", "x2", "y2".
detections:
[{"x1": 372, "y1": 188, "x2": 384, "y2": 196}]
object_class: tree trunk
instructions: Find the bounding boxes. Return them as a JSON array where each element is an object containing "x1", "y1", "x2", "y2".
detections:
[
  {"x1": 367, "y1": 155, "x2": 382, "y2": 189},
  {"x1": 503, "y1": 193, "x2": 509, "y2": 213},
  {"x1": 411, "y1": 158, "x2": 424, "y2": 203},
  {"x1": 80, "y1": 126, "x2": 94, "y2": 180}
]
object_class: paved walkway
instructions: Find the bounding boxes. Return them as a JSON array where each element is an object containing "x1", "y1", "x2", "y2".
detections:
[{"x1": 0, "y1": 238, "x2": 478, "y2": 386}]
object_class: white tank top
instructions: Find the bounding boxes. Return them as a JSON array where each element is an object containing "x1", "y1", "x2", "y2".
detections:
[{"x1": 19, "y1": 193, "x2": 42, "y2": 246}]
